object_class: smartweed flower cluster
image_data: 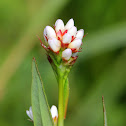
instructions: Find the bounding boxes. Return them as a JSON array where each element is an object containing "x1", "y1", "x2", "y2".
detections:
[{"x1": 39, "y1": 18, "x2": 84, "y2": 66}]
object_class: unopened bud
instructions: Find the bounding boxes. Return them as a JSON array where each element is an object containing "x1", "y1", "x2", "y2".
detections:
[
  {"x1": 62, "y1": 33, "x2": 72, "y2": 44},
  {"x1": 76, "y1": 29, "x2": 84, "y2": 39},
  {"x1": 62, "y1": 49, "x2": 72, "y2": 60},
  {"x1": 55, "y1": 19, "x2": 64, "y2": 33},
  {"x1": 65, "y1": 18, "x2": 74, "y2": 30},
  {"x1": 26, "y1": 106, "x2": 33, "y2": 121},
  {"x1": 50, "y1": 105, "x2": 58, "y2": 119},
  {"x1": 44, "y1": 26, "x2": 56, "y2": 39},
  {"x1": 68, "y1": 26, "x2": 77, "y2": 37},
  {"x1": 48, "y1": 38, "x2": 61, "y2": 52},
  {"x1": 68, "y1": 39, "x2": 82, "y2": 51}
]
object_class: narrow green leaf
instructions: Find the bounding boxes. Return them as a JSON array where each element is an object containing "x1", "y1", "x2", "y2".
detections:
[
  {"x1": 32, "y1": 57, "x2": 54, "y2": 126},
  {"x1": 102, "y1": 96, "x2": 107, "y2": 126}
]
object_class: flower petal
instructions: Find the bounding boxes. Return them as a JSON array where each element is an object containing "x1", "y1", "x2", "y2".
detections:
[
  {"x1": 29, "y1": 107, "x2": 33, "y2": 120},
  {"x1": 62, "y1": 33, "x2": 72, "y2": 44},
  {"x1": 68, "y1": 26, "x2": 77, "y2": 37},
  {"x1": 44, "y1": 26, "x2": 56, "y2": 39},
  {"x1": 55, "y1": 19, "x2": 64, "y2": 33},
  {"x1": 48, "y1": 38, "x2": 61, "y2": 52},
  {"x1": 26, "y1": 110, "x2": 30, "y2": 118},
  {"x1": 68, "y1": 39, "x2": 82, "y2": 51},
  {"x1": 76, "y1": 29, "x2": 84, "y2": 39},
  {"x1": 65, "y1": 18, "x2": 74, "y2": 30},
  {"x1": 26, "y1": 108, "x2": 33, "y2": 121}
]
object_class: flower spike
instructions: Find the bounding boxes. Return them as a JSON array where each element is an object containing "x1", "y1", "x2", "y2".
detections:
[{"x1": 42, "y1": 18, "x2": 85, "y2": 65}]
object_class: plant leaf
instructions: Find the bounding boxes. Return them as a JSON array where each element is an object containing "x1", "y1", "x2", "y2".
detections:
[{"x1": 31, "y1": 57, "x2": 54, "y2": 126}]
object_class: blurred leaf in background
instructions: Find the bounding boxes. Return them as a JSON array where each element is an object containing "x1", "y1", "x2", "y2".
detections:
[{"x1": 0, "y1": 0, "x2": 126, "y2": 126}]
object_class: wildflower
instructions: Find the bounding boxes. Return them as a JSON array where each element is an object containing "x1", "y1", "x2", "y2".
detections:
[
  {"x1": 26, "y1": 106, "x2": 33, "y2": 121},
  {"x1": 39, "y1": 18, "x2": 84, "y2": 65}
]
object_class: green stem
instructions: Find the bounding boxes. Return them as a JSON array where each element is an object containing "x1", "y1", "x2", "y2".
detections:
[
  {"x1": 63, "y1": 78, "x2": 69, "y2": 119},
  {"x1": 58, "y1": 74, "x2": 64, "y2": 126},
  {"x1": 54, "y1": 122, "x2": 58, "y2": 126}
]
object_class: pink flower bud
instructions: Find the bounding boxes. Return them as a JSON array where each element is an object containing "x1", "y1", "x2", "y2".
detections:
[
  {"x1": 44, "y1": 26, "x2": 56, "y2": 39},
  {"x1": 68, "y1": 39, "x2": 82, "y2": 51},
  {"x1": 62, "y1": 33, "x2": 72, "y2": 44},
  {"x1": 68, "y1": 26, "x2": 77, "y2": 37},
  {"x1": 48, "y1": 38, "x2": 61, "y2": 52},
  {"x1": 55, "y1": 19, "x2": 64, "y2": 33},
  {"x1": 62, "y1": 49, "x2": 72, "y2": 60},
  {"x1": 76, "y1": 29, "x2": 84, "y2": 39},
  {"x1": 65, "y1": 18, "x2": 74, "y2": 30}
]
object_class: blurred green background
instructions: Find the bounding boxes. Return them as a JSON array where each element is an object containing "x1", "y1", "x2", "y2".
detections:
[{"x1": 0, "y1": 0, "x2": 126, "y2": 126}]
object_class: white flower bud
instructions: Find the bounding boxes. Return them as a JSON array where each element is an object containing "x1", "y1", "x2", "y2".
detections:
[
  {"x1": 68, "y1": 26, "x2": 77, "y2": 37},
  {"x1": 50, "y1": 105, "x2": 58, "y2": 119},
  {"x1": 44, "y1": 26, "x2": 56, "y2": 39},
  {"x1": 68, "y1": 39, "x2": 82, "y2": 51},
  {"x1": 62, "y1": 33, "x2": 72, "y2": 44},
  {"x1": 65, "y1": 18, "x2": 74, "y2": 30},
  {"x1": 76, "y1": 29, "x2": 84, "y2": 39},
  {"x1": 26, "y1": 106, "x2": 33, "y2": 121},
  {"x1": 55, "y1": 19, "x2": 64, "y2": 33},
  {"x1": 62, "y1": 49, "x2": 72, "y2": 60},
  {"x1": 48, "y1": 38, "x2": 61, "y2": 52}
]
